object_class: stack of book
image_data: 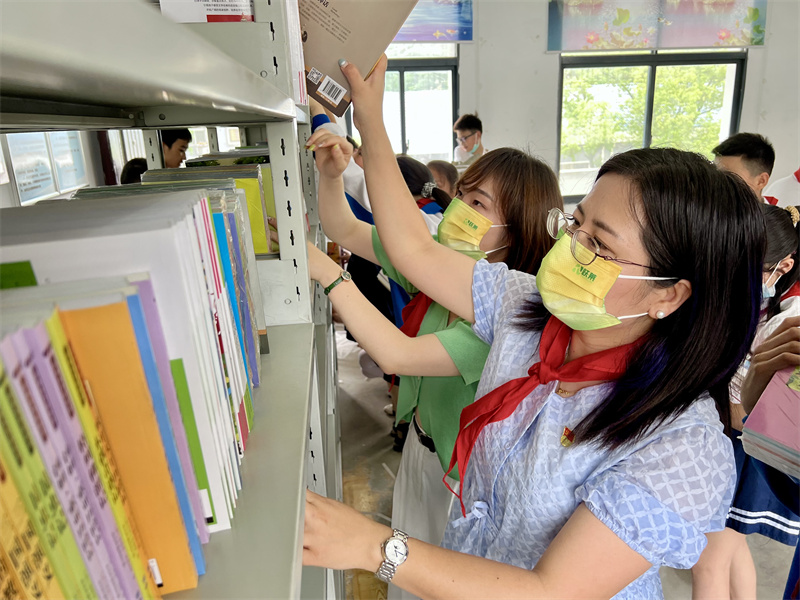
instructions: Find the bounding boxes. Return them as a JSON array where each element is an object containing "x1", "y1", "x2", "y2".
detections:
[
  {"x1": 742, "y1": 365, "x2": 800, "y2": 479},
  {"x1": 0, "y1": 187, "x2": 264, "y2": 597},
  {"x1": 144, "y1": 164, "x2": 277, "y2": 256}
]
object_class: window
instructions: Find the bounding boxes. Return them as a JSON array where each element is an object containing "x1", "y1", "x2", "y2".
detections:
[
  {"x1": 558, "y1": 50, "x2": 746, "y2": 200},
  {"x1": 6, "y1": 131, "x2": 89, "y2": 204},
  {"x1": 350, "y1": 43, "x2": 458, "y2": 165}
]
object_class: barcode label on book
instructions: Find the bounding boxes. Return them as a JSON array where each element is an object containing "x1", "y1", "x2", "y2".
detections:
[
  {"x1": 307, "y1": 67, "x2": 324, "y2": 85},
  {"x1": 318, "y1": 76, "x2": 346, "y2": 105},
  {"x1": 148, "y1": 559, "x2": 164, "y2": 588}
]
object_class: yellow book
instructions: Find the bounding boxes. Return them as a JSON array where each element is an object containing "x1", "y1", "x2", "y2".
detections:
[
  {"x1": 0, "y1": 489, "x2": 53, "y2": 600},
  {"x1": 0, "y1": 361, "x2": 96, "y2": 600},
  {"x1": 58, "y1": 303, "x2": 198, "y2": 594},
  {"x1": 0, "y1": 543, "x2": 27, "y2": 600},
  {"x1": 44, "y1": 313, "x2": 161, "y2": 600}
]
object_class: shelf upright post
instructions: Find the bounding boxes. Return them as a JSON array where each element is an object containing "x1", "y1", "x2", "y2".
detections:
[{"x1": 142, "y1": 129, "x2": 164, "y2": 170}]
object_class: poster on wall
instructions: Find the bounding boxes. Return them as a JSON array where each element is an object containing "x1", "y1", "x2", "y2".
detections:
[
  {"x1": 394, "y1": 0, "x2": 473, "y2": 43},
  {"x1": 548, "y1": 0, "x2": 767, "y2": 51},
  {"x1": 160, "y1": 0, "x2": 254, "y2": 23},
  {"x1": 6, "y1": 133, "x2": 58, "y2": 204},
  {"x1": 49, "y1": 132, "x2": 88, "y2": 192}
]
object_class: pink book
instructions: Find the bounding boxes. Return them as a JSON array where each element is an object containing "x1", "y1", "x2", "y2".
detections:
[{"x1": 742, "y1": 365, "x2": 800, "y2": 477}]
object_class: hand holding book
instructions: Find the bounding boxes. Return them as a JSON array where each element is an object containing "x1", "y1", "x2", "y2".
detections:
[
  {"x1": 741, "y1": 315, "x2": 800, "y2": 413},
  {"x1": 337, "y1": 55, "x2": 389, "y2": 135}
]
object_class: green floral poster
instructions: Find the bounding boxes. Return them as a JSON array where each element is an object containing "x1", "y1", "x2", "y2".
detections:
[{"x1": 548, "y1": 0, "x2": 767, "y2": 51}]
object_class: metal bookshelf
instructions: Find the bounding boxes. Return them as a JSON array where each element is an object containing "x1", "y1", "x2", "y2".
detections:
[{"x1": 0, "y1": 0, "x2": 341, "y2": 598}]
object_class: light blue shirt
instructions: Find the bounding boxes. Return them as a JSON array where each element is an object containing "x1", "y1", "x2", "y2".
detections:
[{"x1": 442, "y1": 260, "x2": 736, "y2": 599}]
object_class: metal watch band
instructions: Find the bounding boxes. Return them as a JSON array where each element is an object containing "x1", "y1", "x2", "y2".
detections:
[{"x1": 375, "y1": 529, "x2": 409, "y2": 583}]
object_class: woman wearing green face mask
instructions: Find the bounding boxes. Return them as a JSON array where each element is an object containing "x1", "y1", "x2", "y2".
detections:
[
  {"x1": 307, "y1": 129, "x2": 561, "y2": 600},
  {"x1": 301, "y1": 56, "x2": 766, "y2": 600}
]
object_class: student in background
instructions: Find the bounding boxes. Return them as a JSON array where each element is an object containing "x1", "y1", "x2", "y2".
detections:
[
  {"x1": 713, "y1": 133, "x2": 775, "y2": 202},
  {"x1": 302, "y1": 55, "x2": 765, "y2": 600},
  {"x1": 120, "y1": 157, "x2": 148, "y2": 184},
  {"x1": 692, "y1": 202, "x2": 800, "y2": 599},
  {"x1": 763, "y1": 166, "x2": 800, "y2": 208},
  {"x1": 452, "y1": 113, "x2": 487, "y2": 171},
  {"x1": 427, "y1": 160, "x2": 458, "y2": 199},
  {"x1": 160, "y1": 128, "x2": 192, "y2": 169}
]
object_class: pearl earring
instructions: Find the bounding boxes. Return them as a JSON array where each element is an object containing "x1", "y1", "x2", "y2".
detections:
[{"x1": 656, "y1": 310, "x2": 666, "y2": 319}]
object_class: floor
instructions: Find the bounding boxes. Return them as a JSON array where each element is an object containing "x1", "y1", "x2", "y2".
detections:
[{"x1": 335, "y1": 328, "x2": 797, "y2": 600}]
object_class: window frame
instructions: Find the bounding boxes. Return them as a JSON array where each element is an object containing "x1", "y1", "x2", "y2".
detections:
[
  {"x1": 557, "y1": 50, "x2": 748, "y2": 204},
  {"x1": 346, "y1": 54, "x2": 460, "y2": 157}
]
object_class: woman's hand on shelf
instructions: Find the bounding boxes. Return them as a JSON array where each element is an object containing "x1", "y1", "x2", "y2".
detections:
[
  {"x1": 303, "y1": 489, "x2": 388, "y2": 572},
  {"x1": 306, "y1": 130, "x2": 353, "y2": 179}
]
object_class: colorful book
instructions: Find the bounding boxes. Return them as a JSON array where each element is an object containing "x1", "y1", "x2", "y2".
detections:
[
  {"x1": 44, "y1": 314, "x2": 161, "y2": 599},
  {"x1": 0, "y1": 335, "x2": 122, "y2": 598},
  {"x1": 58, "y1": 301, "x2": 199, "y2": 594},
  {"x1": 0, "y1": 464, "x2": 57, "y2": 600},
  {"x1": 0, "y1": 543, "x2": 25, "y2": 600},
  {"x1": 0, "y1": 358, "x2": 98, "y2": 600},
  {"x1": 124, "y1": 293, "x2": 206, "y2": 575}
]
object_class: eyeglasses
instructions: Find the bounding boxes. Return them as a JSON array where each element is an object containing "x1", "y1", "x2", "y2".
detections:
[
  {"x1": 546, "y1": 207, "x2": 654, "y2": 269},
  {"x1": 456, "y1": 131, "x2": 478, "y2": 144}
]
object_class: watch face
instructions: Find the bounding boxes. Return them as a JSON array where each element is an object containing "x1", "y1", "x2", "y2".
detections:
[
  {"x1": 342, "y1": 271, "x2": 352, "y2": 281},
  {"x1": 385, "y1": 539, "x2": 408, "y2": 563}
]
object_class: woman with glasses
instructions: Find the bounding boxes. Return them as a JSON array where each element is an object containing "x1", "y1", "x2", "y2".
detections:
[
  {"x1": 302, "y1": 56, "x2": 766, "y2": 599},
  {"x1": 305, "y1": 124, "x2": 561, "y2": 600}
]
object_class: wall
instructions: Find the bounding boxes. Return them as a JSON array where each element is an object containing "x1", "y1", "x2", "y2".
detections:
[
  {"x1": 459, "y1": 0, "x2": 799, "y2": 178},
  {"x1": 739, "y1": 0, "x2": 800, "y2": 178}
]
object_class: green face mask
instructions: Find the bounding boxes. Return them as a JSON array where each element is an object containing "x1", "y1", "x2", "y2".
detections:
[{"x1": 437, "y1": 197, "x2": 494, "y2": 260}]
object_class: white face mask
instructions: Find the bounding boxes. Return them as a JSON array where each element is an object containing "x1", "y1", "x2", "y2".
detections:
[{"x1": 762, "y1": 263, "x2": 782, "y2": 300}]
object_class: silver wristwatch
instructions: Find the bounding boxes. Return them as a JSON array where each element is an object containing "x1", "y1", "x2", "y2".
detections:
[{"x1": 375, "y1": 529, "x2": 409, "y2": 583}]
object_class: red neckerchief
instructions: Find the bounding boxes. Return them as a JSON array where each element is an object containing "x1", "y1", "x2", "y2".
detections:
[
  {"x1": 794, "y1": 167, "x2": 800, "y2": 184},
  {"x1": 399, "y1": 293, "x2": 435, "y2": 338},
  {"x1": 765, "y1": 196, "x2": 779, "y2": 206},
  {"x1": 444, "y1": 317, "x2": 638, "y2": 516},
  {"x1": 782, "y1": 281, "x2": 800, "y2": 300},
  {"x1": 416, "y1": 197, "x2": 437, "y2": 209}
]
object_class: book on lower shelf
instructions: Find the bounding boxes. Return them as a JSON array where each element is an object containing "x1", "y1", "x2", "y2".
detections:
[
  {"x1": 0, "y1": 184, "x2": 271, "y2": 595},
  {"x1": 742, "y1": 365, "x2": 800, "y2": 479}
]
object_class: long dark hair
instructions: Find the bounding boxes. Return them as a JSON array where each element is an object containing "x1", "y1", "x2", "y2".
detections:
[
  {"x1": 517, "y1": 148, "x2": 765, "y2": 447},
  {"x1": 396, "y1": 155, "x2": 452, "y2": 210},
  {"x1": 761, "y1": 203, "x2": 800, "y2": 319},
  {"x1": 459, "y1": 148, "x2": 563, "y2": 274}
]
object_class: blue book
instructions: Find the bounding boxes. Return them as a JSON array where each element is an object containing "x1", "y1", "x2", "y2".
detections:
[
  {"x1": 126, "y1": 293, "x2": 206, "y2": 576},
  {"x1": 227, "y1": 213, "x2": 259, "y2": 387},
  {"x1": 213, "y1": 213, "x2": 253, "y2": 401}
]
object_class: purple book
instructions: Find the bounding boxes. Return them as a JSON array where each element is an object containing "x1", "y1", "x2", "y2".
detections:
[
  {"x1": 3, "y1": 332, "x2": 127, "y2": 599},
  {"x1": 129, "y1": 276, "x2": 210, "y2": 544},
  {"x1": 228, "y1": 214, "x2": 259, "y2": 387}
]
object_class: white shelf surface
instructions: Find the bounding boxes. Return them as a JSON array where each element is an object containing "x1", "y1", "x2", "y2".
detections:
[
  {"x1": 0, "y1": 0, "x2": 296, "y2": 131},
  {"x1": 168, "y1": 323, "x2": 315, "y2": 600}
]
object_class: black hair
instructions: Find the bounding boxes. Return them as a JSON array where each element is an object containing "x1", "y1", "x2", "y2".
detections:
[
  {"x1": 161, "y1": 128, "x2": 193, "y2": 149},
  {"x1": 712, "y1": 132, "x2": 775, "y2": 176},
  {"x1": 396, "y1": 155, "x2": 451, "y2": 210},
  {"x1": 517, "y1": 148, "x2": 765, "y2": 448},
  {"x1": 454, "y1": 114, "x2": 482, "y2": 133},
  {"x1": 761, "y1": 203, "x2": 800, "y2": 319},
  {"x1": 120, "y1": 158, "x2": 148, "y2": 185}
]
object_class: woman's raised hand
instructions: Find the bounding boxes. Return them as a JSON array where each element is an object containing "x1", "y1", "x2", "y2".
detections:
[
  {"x1": 338, "y1": 55, "x2": 388, "y2": 133},
  {"x1": 306, "y1": 130, "x2": 353, "y2": 179}
]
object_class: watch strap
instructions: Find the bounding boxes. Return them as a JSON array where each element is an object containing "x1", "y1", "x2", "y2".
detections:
[
  {"x1": 375, "y1": 529, "x2": 409, "y2": 583},
  {"x1": 323, "y1": 270, "x2": 351, "y2": 295}
]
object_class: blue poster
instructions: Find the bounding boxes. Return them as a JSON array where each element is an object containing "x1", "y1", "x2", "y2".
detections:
[{"x1": 394, "y1": 0, "x2": 473, "y2": 43}]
